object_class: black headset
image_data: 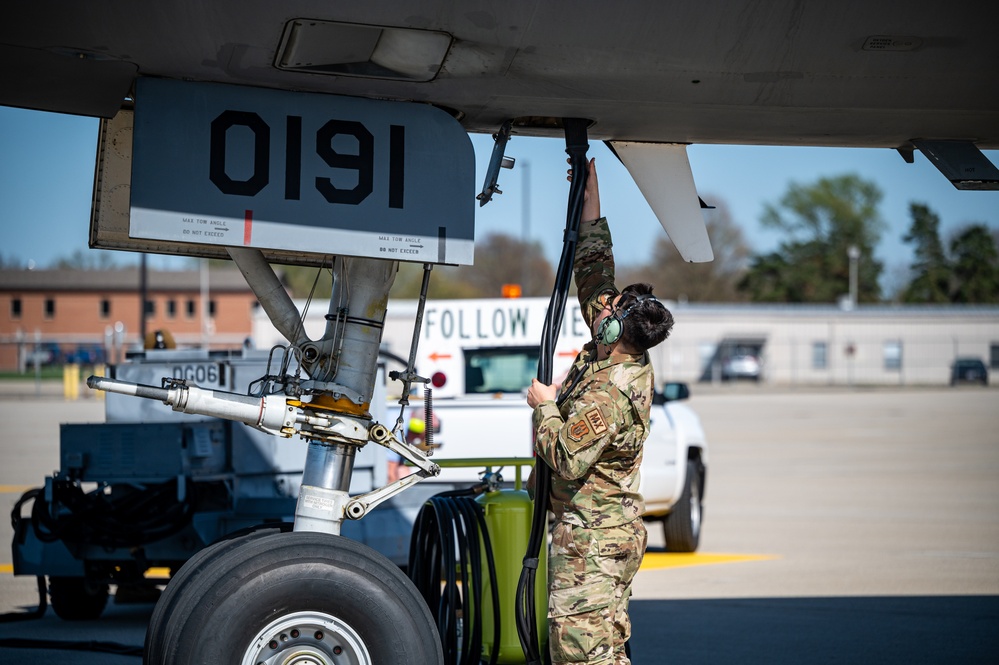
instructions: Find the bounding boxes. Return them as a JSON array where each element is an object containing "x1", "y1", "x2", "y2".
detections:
[{"x1": 595, "y1": 293, "x2": 658, "y2": 346}]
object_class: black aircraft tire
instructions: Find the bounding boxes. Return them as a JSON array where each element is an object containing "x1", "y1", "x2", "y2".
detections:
[
  {"x1": 49, "y1": 576, "x2": 109, "y2": 621},
  {"x1": 145, "y1": 531, "x2": 444, "y2": 665},
  {"x1": 144, "y1": 524, "x2": 289, "y2": 662},
  {"x1": 662, "y1": 459, "x2": 703, "y2": 553}
]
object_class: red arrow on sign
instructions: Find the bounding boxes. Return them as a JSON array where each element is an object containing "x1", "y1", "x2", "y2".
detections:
[
  {"x1": 557, "y1": 350, "x2": 580, "y2": 358},
  {"x1": 428, "y1": 352, "x2": 452, "y2": 361}
]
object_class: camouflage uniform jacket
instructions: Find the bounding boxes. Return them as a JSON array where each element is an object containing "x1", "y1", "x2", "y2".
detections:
[{"x1": 533, "y1": 216, "x2": 655, "y2": 528}]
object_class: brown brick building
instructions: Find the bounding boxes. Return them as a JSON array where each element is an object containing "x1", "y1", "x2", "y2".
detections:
[{"x1": 0, "y1": 267, "x2": 260, "y2": 371}]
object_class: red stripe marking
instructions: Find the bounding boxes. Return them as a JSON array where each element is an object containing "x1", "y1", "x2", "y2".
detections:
[{"x1": 244, "y1": 210, "x2": 253, "y2": 245}]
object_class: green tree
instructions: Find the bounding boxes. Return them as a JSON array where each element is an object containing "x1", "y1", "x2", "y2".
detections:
[
  {"x1": 275, "y1": 262, "x2": 334, "y2": 300},
  {"x1": 447, "y1": 232, "x2": 555, "y2": 298},
  {"x1": 276, "y1": 260, "x2": 480, "y2": 301},
  {"x1": 390, "y1": 232, "x2": 556, "y2": 300},
  {"x1": 619, "y1": 198, "x2": 751, "y2": 302},
  {"x1": 949, "y1": 224, "x2": 999, "y2": 303},
  {"x1": 901, "y1": 203, "x2": 951, "y2": 303},
  {"x1": 272, "y1": 232, "x2": 557, "y2": 302},
  {"x1": 739, "y1": 251, "x2": 797, "y2": 302},
  {"x1": 738, "y1": 174, "x2": 885, "y2": 303},
  {"x1": 389, "y1": 262, "x2": 483, "y2": 299}
]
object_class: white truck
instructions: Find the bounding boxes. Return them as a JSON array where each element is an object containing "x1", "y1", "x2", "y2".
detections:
[{"x1": 380, "y1": 297, "x2": 709, "y2": 552}]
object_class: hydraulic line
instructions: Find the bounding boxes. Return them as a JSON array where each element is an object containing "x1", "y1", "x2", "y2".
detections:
[{"x1": 516, "y1": 118, "x2": 590, "y2": 664}]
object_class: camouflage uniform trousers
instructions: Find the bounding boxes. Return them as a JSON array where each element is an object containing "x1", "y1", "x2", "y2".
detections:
[{"x1": 547, "y1": 518, "x2": 647, "y2": 665}]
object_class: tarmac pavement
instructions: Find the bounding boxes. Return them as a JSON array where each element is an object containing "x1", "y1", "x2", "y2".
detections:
[{"x1": 1, "y1": 380, "x2": 997, "y2": 663}]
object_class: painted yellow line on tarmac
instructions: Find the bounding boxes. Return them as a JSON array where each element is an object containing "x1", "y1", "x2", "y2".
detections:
[
  {"x1": 0, "y1": 485, "x2": 33, "y2": 494},
  {"x1": 640, "y1": 552, "x2": 778, "y2": 571},
  {"x1": 0, "y1": 564, "x2": 173, "y2": 578}
]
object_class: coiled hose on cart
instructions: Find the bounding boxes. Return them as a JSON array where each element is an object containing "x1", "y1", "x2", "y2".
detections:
[
  {"x1": 515, "y1": 118, "x2": 591, "y2": 665},
  {"x1": 15, "y1": 478, "x2": 196, "y2": 548},
  {"x1": 409, "y1": 487, "x2": 501, "y2": 665}
]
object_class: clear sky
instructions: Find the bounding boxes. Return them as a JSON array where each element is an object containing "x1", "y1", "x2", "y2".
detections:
[{"x1": 2, "y1": 104, "x2": 997, "y2": 292}]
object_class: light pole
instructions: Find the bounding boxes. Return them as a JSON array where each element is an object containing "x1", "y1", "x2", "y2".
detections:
[
  {"x1": 521, "y1": 159, "x2": 531, "y2": 243},
  {"x1": 848, "y1": 245, "x2": 860, "y2": 308},
  {"x1": 521, "y1": 159, "x2": 531, "y2": 291}
]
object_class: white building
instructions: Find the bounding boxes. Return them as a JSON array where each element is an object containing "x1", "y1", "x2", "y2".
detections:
[
  {"x1": 254, "y1": 299, "x2": 999, "y2": 388},
  {"x1": 652, "y1": 303, "x2": 998, "y2": 387}
]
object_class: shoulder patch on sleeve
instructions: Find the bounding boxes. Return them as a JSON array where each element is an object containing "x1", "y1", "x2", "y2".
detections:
[
  {"x1": 584, "y1": 407, "x2": 608, "y2": 436},
  {"x1": 567, "y1": 418, "x2": 591, "y2": 442},
  {"x1": 562, "y1": 404, "x2": 613, "y2": 454}
]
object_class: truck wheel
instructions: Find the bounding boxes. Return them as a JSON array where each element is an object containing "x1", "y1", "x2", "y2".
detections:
[
  {"x1": 662, "y1": 459, "x2": 702, "y2": 553},
  {"x1": 49, "y1": 576, "x2": 109, "y2": 620},
  {"x1": 144, "y1": 531, "x2": 443, "y2": 665}
]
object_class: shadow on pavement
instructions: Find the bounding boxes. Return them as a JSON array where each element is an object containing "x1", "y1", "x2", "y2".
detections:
[
  {"x1": 629, "y1": 595, "x2": 999, "y2": 664},
  {"x1": 0, "y1": 601, "x2": 150, "y2": 663},
  {"x1": 3, "y1": 594, "x2": 998, "y2": 663}
]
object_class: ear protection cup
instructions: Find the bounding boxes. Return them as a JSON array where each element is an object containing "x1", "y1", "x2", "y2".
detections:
[
  {"x1": 596, "y1": 293, "x2": 659, "y2": 346},
  {"x1": 597, "y1": 314, "x2": 624, "y2": 345}
]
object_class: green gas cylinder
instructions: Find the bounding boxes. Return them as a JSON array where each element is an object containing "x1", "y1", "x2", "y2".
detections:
[{"x1": 477, "y1": 488, "x2": 548, "y2": 664}]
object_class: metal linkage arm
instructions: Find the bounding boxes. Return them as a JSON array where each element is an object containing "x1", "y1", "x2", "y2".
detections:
[
  {"x1": 344, "y1": 473, "x2": 428, "y2": 520},
  {"x1": 368, "y1": 423, "x2": 439, "y2": 476},
  {"x1": 341, "y1": 423, "x2": 441, "y2": 520}
]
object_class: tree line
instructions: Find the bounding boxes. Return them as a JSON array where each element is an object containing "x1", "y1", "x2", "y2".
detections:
[
  {"x1": 734, "y1": 175, "x2": 998, "y2": 305},
  {"x1": 10, "y1": 174, "x2": 997, "y2": 305},
  {"x1": 385, "y1": 173, "x2": 997, "y2": 305}
]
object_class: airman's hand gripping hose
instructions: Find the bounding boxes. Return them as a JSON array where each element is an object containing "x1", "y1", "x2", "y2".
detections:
[{"x1": 516, "y1": 118, "x2": 590, "y2": 665}]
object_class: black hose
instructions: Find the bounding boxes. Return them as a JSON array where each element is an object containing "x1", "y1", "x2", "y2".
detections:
[
  {"x1": 408, "y1": 488, "x2": 500, "y2": 665},
  {"x1": 516, "y1": 118, "x2": 590, "y2": 665},
  {"x1": 1, "y1": 490, "x2": 49, "y2": 623},
  {"x1": 23, "y1": 479, "x2": 196, "y2": 548}
]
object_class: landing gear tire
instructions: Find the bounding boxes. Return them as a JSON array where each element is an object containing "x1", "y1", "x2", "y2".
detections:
[
  {"x1": 662, "y1": 459, "x2": 703, "y2": 553},
  {"x1": 143, "y1": 531, "x2": 443, "y2": 665},
  {"x1": 145, "y1": 524, "x2": 291, "y2": 659},
  {"x1": 48, "y1": 576, "x2": 109, "y2": 621}
]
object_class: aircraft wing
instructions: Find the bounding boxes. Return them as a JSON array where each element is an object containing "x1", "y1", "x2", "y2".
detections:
[
  {"x1": 4, "y1": 1, "x2": 997, "y2": 264},
  {"x1": 1, "y1": 1, "x2": 995, "y2": 150}
]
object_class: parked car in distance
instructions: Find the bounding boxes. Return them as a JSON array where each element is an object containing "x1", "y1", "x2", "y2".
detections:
[
  {"x1": 26, "y1": 342, "x2": 62, "y2": 366},
  {"x1": 722, "y1": 350, "x2": 761, "y2": 382},
  {"x1": 950, "y1": 357, "x2": 988, "y2": 386},
  {"x1": 64, "y1": 344, "x2": 107, "y2": 365}
]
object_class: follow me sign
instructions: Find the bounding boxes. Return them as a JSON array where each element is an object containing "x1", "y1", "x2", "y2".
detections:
[
  {"x1": 129, "y1": 78, "x2": 475, "y2": 265},
  {"x1": 422, "y1": 300, "x2": 593, "y2": 343}
]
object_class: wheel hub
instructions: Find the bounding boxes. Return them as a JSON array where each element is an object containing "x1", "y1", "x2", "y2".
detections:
[{"x1": 241, "y1": 611, "x2": 371, "y2": 665}]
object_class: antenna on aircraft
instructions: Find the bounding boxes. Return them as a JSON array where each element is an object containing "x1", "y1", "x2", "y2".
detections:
[{"x1": 477, "y1": 120, "x2": 515, "y2": 206}]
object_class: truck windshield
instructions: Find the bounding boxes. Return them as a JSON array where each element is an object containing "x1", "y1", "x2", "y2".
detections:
[{"x1": 464, "y1": 346, "x2": 540, "y2": 394}]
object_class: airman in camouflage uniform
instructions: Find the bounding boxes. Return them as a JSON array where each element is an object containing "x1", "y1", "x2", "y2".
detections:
[{"x1": 528, "y1": 158, "x2": 674, "y2": 664}]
